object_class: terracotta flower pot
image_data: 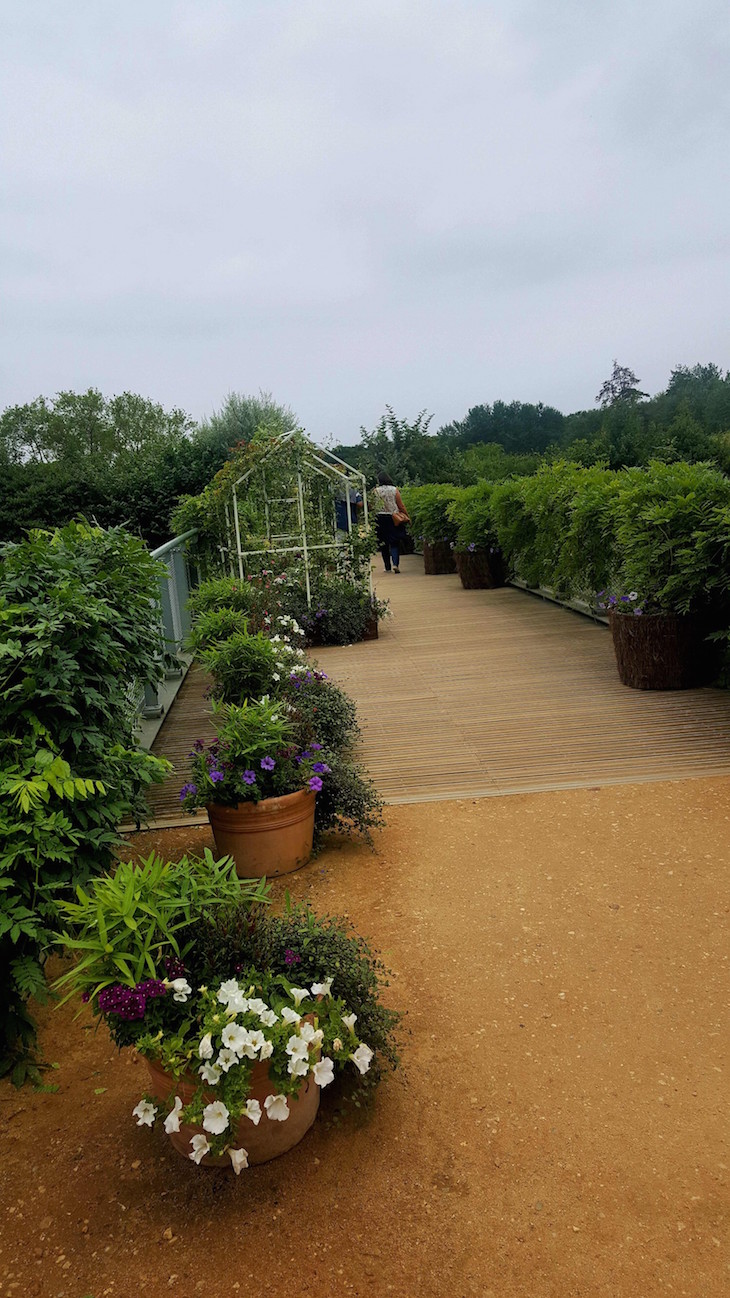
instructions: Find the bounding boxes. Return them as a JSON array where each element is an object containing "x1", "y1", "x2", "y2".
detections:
[
  {"x1": 609, "y1": 611, "x2": 700, "y2": 690},
  {"x1": 423, "y1": 541, "x2": 456, "y2": 575},
  {"x1": 144, "y1": 1055, "x2": 320, "y2": 1167},
  {"x1": 206, "y1": 788, "x2": 315, "y2": 878},
  {"x1": 455, "y1": 549, "x2": 506, "y2": 589}
]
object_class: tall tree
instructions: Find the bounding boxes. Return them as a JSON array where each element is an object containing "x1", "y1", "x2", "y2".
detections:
[{"x1": 596, "y1": 361, "x2": 648, "y2": 409}]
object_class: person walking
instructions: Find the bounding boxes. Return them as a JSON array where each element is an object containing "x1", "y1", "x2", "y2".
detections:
[{"x1": 373, "y1": 471, "x2": 409, "y2": 573}]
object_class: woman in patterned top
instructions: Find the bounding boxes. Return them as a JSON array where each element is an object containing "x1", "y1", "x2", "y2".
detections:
[{"x1": 373, "y1": 471, "x2": 409, "y2": 573}]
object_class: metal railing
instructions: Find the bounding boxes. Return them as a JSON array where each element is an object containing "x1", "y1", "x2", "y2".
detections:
[{"x1": 140, "y1": 529, "x2": 199, "y2": 723}]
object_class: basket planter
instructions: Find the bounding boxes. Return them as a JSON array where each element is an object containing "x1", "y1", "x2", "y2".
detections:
[
  {"x1": 455, "y1": 549, "x2": 506, "y2": 589},
  {"x1": 423, "y1": 541, "x2": 456, "y2": 575},
  {"x1": 609, "y1": 612, "x2": 700, "y2": 690},
  {"x1": 206, "y1": 788, "x2": 315, "y2": 878},
  {"x1": 144, "y1": 1054, "x2": 320, "y2": 1167}
]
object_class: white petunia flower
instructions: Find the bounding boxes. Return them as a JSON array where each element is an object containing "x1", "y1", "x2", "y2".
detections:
[
  {"x1": 189, "y1": 1133, "x2": 211, "y2": 1164},
  {"x1": 351, "y1": 1043, "x2": 374, "y2": 1075},
  {"x1": 281, "y1": 1006, "x2": 301, "y2": 1025},
  {"x1": 247, "y1": 997, "x2": 268, "y2": 1015},
  {"x1": 216, "y1": 1047, "x2": 238, "y2": 1073},
  {"x1": 289, "y1": 987, "x2": 309, "y2": 1007},
  {"x1": 259, "y1": 1040, "x2": 274, "y2": 1060},
  {"x1": 222, "y1": 1022, "x2": 251, "y2": 1055},
  {"x1": 264, "y1": 1094, "x2": 290, "y2": 1122},
  {"x1": 198, "y1": 1032, "x2": 214, "y2": 1060},
  {"x1": 286, "y1": 1033, "x2": 309, "y2": 1058},
  {"x1": 171, "y1": 978, "x2": 192, "y2": 1002},
  {"x1": 313, "y1": 1057, "x2": 335, "y2": 1088},
  {"x1": 311, "y1": 979, "x2": 333, "y2": 997},
  {"x1": 228, "y1": 1147, "x2": 249, "y2": 1175},
  {"x1": 259, "y1": 1008, "x2": 278, "y2": 1028},
  {"x1": 288, "y1": 1055, "x2": 309, "y2": 1077},
  {"x1": 132, "y1": 1099, "x2": 157, "y2": 1127},
  {"x1": 272, "y1": 673, "x2": 280, "y2": 682},
  {"x1": 246, "y1": 1029, "x2": 267, "y2": 1055},
  {"x1": 342, "y1": 1012, "x2": 357, "y2": 1032},
  {"x1": 226, "y1": 992, "x2": 250, "y2": 1014},
  {"x1": 628, "y1": 591, "x2": 638, "y2": 601},
  {"x1": 298, "y1": 1022, "x2": 322, "y2": 1046},
  {"x1": 217, "y1": 979, "x2": 240, "y2": 1006},
  {"x1": 163, "y1": 1096, "x2": 184, "y2": 1134},
  {"x1": 202, "y1": 1100, "x2": 230, "y2": 1135},
  {"x1": 244, "y1": 1099, "x2": 262, "y2": 1125},
  {"x1": 199, "y1": 1062, "x2": 221, "y2": 1086}
]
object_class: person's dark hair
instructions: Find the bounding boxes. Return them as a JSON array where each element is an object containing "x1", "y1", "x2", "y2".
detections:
[{"x1": 377, "y1": 471, "x2": 394, "y2": 486}]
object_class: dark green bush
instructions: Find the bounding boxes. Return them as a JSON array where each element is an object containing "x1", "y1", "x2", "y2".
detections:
[
  {"x1": 187, "y1": 575, "x2": 263, "y2": 621},
  {"x1": 200, "y1": 630, "x2": 282, "y2": 703},
  {"x1": 289, "y1": 677, "x2": 360, "y2": 752},
  {"x1": 400, "y1": 483, "x2": 459, "y2": 545},
  {"x1": 313, "y1": 749, "x2": 385, "y2": 844}
]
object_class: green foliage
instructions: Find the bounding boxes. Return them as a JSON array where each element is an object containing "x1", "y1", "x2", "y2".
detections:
[
  {"x1": 54, "y1": 851, "x2": 266, "y2": 1003},
  {"x1": 447, "y1": 481, "x2": 498, "y2": 550},
  {"x1": 187, "y1": 576, "x2": 263, "y2": 621},
  {"x1": 187, "y1": 606, "x2": 252, "y2": 652},
  {"x1": 312, "y1": 750, "x2": 385, "y2": 845},
  {"x1": 305, "y1": 578, "x2": 377, "y2": 646},
  {"x1": 200, "y1": 630, "x2": 283, "y2": 703},
  {"x1": 0, "y1": 521, "x2": 170, "y2": 1074},
  {"x1": 451, "y1": 442, "x2": 543, "y2": 486},
  {"x1": 400, "y1": 483, "x2": 459, "y2": 544},
  {"x1": 610, "y1": 461, "x2": 730, "y2": 614},
  {"x1": 290, "y1": 678, "x2": 359, "y2": 753}
]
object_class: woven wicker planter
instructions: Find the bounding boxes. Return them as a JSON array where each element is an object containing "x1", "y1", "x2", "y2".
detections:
[
  {"x1": 455, "y1": 549, "x2": 506, "y2": 589},
  {"x1": 423, "y1": 541, "x2": 456, "y2": 575},
  {"x1": 609, "y1": 612, "x2": 700, "y2": 690},
  {"x1": 362, "y1": 609, "x2": 379, "y2": 640}
]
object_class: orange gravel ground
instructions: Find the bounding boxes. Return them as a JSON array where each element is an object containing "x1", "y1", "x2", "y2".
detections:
[{"x1": 1, "y1": 778, "x2": 729, "y2": 1298}]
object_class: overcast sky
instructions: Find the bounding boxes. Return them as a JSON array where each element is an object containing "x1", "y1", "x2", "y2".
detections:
[{"x1": 1, "y1": 0, "x2": 729, "y2": 442}]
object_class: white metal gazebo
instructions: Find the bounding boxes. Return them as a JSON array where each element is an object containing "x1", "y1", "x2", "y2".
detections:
[{"x1": 221, "y1": 430, "x2": 372, "y2": 606}]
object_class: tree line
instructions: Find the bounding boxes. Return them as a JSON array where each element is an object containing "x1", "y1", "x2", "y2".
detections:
[{"x1": 1, "y1": 362, "x2": 729, "y2": 546}]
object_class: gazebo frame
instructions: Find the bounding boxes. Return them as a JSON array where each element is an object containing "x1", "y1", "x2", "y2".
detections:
[{"x1": 222, "y1": 430, "x2": 372, "y2": 606}]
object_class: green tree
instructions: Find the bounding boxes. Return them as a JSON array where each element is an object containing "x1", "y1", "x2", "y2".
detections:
[{"x1": 596, "y1": 360, "x2": 648, "y2": 409}]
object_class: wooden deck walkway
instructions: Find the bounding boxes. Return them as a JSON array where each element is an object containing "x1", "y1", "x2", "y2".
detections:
[{"x1": 143, "y1": 555, "x2": 730, "y2": 822}]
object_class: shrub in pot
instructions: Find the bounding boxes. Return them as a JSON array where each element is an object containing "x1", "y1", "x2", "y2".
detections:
[
  {"x1": 180, "y1": 697, "x2": 331, "y2": 877},
  {"x1": 446, "y1": 482, "x2": 506, "y2": 589},
  {"x1": 400, "y1": 484, "x2": 458, "y2": 574},
  {"x1": 56, "y1": 859, "x2": 400, "y2": 1173}
]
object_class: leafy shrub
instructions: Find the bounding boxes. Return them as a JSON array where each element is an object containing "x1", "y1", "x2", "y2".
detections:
[
  {"x1": 199, "y1": 630, "x2": 283, "y2": 703},
  {"x1": 0, "y1": 521, "x2": 169, "y2": 1079},
  {"x1": 302, "y1": 579, "x2": 376, "y2": 646},
  {"x1": 400, "y1": 483, "x2": 459, "y2": 545},
  {"x1": 289, "y1": 677, "x2": 360, "y2": 753},
  {"x1": 313, "y1": 750, "x2": 385, "y2": 844},
  {"x1": 447, "y1": 481, "x2": 498, "y2": 550},
  {"x1": 188, "y1": 607, "x2": 251, "y2": 652},
  {"x1": 187, "y1": 576, "x2": 263, "y2": 622}
]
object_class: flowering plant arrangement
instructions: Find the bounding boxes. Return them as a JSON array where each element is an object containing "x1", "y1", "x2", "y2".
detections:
[
  {"x1": 596, "y1": 590, "x2": 645, "y2": 616},
  {"x1": 179, "y1": 697, "x2": 330, "y2": 812},
  {"x1": 130, "y1": 971, "x2": 374, "y2": 1171},
  {"x1": 56, "y1": 856, "x2": 399, "y2": 1175}
]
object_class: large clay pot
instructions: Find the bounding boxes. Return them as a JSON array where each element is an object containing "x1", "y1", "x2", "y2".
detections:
[
  {"x1": 207, "y1": 789, "x2": 315, "y2": 878},
  {"x1": 423, "y1": 541, "x2": 456, "y2": 575},
  {"x1": 144, "y1": 1055, "x2": 320, "y2": 1167},
  {"x1": 609, "y1": 611, "x2": 700, "y2": 690},
  {"x1": 455, "y1": 549, "x2": 506, "y2": 589}
]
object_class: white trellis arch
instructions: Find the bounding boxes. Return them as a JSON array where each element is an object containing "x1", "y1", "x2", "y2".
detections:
[{"x1": 223, "y1": 430, "x2": 372, "y2": 606}]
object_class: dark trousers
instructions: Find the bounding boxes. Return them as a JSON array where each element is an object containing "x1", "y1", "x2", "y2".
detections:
[{"x1": 376, "y1": 513, "x2": 401, "y2": 571}]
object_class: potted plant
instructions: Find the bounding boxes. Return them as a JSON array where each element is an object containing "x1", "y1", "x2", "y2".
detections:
[
  {"x1": 55, "y1": 855, "x2": 400, "y2": 1174},
  {"x1": 446, "y1": 483, "x2": 506, "y2": 589},
  {"x1": 180, "y1": 696, "x2": 330, "y2": 877},
  {"x1": 600, "y1": 462, "x2": 730, "y2": 689},
  {"x1": 400, "y1": 485, "x2": 458, "y2": 575}
]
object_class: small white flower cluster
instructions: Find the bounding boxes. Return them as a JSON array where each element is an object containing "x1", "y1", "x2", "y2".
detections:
[{"x1": 132, "y1": 976, "x2": 374, "y2": 1175}]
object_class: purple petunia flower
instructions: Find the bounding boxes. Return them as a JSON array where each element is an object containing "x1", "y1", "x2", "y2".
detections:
[
  {"x1": 620, "y1": 595, "x2": 630, "y2": 603},
  {"x1": 191, "y1": 739, "x2": 205, "y2": 753},
  {"x1": 308, "y1": 775, "x2": 323, "y2": 792},
  {"x1": 209, "y1": 770, "x2": 224, "y2": 783},
  {"x1": 242, "y1": 769, "x2": 257, "y2": 785},
  {"x1": 179, "y1": 782, "x2": 198, "y2": 801},
  {"x1": 310, "y1": 743, "x2": 322, "y2": 751},
  {"x1": 467, "y1": 542, "x2": 476, "y2": 552},
  {"x1": 284, "y1": 948, "x2": 301, "y2": 966},
  {"x1": 634, "y1": 608, "x2": 643, "y2": 616},
  {"x1": 261, "y1": 756, "x2": 276, "y2": 771},
  {"x1": 165, "y1": 956, "x2": 186, "y2": 980},
  {"x1": 312, "y1": 762, "x2": 330, "y2": 774}
]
